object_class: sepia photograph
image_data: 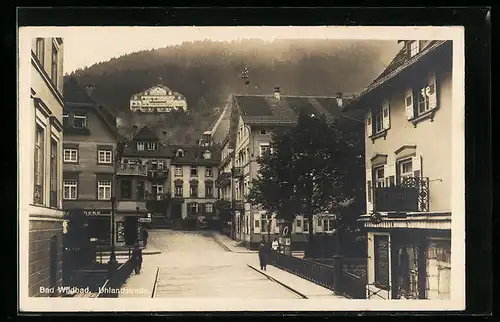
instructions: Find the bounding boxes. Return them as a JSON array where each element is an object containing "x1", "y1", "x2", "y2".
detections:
[{"x1": 17, "y1": 24, "x2": 465, "y2": 312}]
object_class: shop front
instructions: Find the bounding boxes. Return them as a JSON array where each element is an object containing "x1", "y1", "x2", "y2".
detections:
[
  {"x1": 83, "y1": 209, "x2": 112, "y2": 247},
  {"x1": 365, "y1": 222, "x2": 451, "y2": 300}
]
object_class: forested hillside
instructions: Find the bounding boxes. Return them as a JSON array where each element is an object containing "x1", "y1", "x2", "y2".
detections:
[{"x1": 68, "y1": 39, "x2": 401, "y2": 144}]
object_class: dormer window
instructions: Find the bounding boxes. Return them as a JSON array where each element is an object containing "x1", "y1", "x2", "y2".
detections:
[
  {"x1": 137, "y1": 142, "x2": 144, "y2": 151},
  {"x1": 409, "y1": 41, "x2": 419, "y2": 57},
  {"x1": 203, "y1": 150, "x2": 211, "y2": 159},
  {"x1": 73, "y1": 112, "x2": 87, "y2": 128},
  {"x1": 62, "y1": 113, "x2": 69, "y2": 127},
  {"x1": 176, "y1": 149, "x2": 184, "y2": 158},
  {"x1": 147, "y1": 142, "x2": 157, "y2": 151}
]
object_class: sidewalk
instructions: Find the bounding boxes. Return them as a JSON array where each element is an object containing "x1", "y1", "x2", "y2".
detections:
[
  {"x1": 212, "y1": 233, "x2": 256, "y2": 253},
  {"x1": 247, "y1": 263, "x2": 346, "y2": 300}
]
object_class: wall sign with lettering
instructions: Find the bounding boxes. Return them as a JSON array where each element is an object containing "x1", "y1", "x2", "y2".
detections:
[
  {"x1": 84, "y1": 210, "x2": 111, "y2": 216},
  {"x1": 374, "y1": 235, "x2": 390, "y2": 289}
]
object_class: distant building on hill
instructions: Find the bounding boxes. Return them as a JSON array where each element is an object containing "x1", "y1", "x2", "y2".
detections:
[{"x1": 129, "y1": 85, "x2": 188, "y2": 113}]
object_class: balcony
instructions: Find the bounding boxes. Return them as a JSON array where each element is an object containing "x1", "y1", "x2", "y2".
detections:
[
  {"x1": 216, "y1": 172, "x2": 231, "y2": 188},
  {"x1": 374, "y1": 177, "x2": 430, "y2": 213},
  {"x1": 231, "y1": 167, "x2": 244, "y2": 178},
  {"x1": 147, "y1": 169, "x2": 168, "y2": 180},
  {"x1": 232, "y1": 199, "x2": 245, "y2": 210},
  {"x1": 116, "y1": 163, "x2": 147, "y2": 176}
]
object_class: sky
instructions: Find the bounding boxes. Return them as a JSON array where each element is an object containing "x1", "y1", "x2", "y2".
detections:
[{"x1": 22, "y1": 26, "x2": 460, "y2": 74}]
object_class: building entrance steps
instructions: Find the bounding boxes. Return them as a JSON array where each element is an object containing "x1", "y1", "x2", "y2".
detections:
[{"x1": 246, "y1": 263, "x2": 347, "y2": 300}]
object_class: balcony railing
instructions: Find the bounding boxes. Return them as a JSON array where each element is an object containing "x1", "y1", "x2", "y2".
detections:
[
  {"x1": 216, "y1": 172, "x2": 231, "y2": 188},
  {"x1": 231, "y1": 167, "x2": 244, "y2": 178},
  {"x1": 34, "y1": 184, "x2": 43, "y2": 204},
  {"x1": 116, "y1": 163, "x2": 148, "y2": 176},
  {"x1": 374, "y1": 177, "x2": 429, "y2": 213}
]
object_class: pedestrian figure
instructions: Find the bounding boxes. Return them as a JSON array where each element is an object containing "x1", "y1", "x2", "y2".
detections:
[
  {"x1": 258, "y1": 240, "x2": 268, "y2": 271},
  {"x1": 131, "y1": 243, "x2": 143, "y2": 274},
  {"x1": 142, "y1": 228, "x2": 149, "y2": 248}
]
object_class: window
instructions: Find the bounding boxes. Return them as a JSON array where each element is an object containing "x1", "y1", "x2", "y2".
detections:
[
  {"x1": 317, "y1": 219, "x2": 322, "y2": 227},
  {"x1": 50, "y1": 139, "x2": 58, "y2": 208},
  {"x1": 147, "y1": 142, "x2": 157, "y2": 150},
  {"x1": 176, "y1": 149, "x2": 184, "y2": 157},
  {"x1": 98, "y1": 181, "x2": 112, "y2": 200},
  {"x1": 63, "y1": 181, "x2": 77, "y2": 200},
  {"x1": 120, "y1": 180, "x2": 132, "y2": 199},
  {"x1": 136, "y1": 142, "x2": 144, "y2": 151},
  {"x1": 51, "y1": 42, "x2": 58, "y2": 87},
  {"x1": 190, "y1": 184, "x2": 198, "y2": 197},
  {"x1": 260, "y1": 143, "x2": 271, "y2": 157},
  {"x1": 399, "y1": 159, "x2": 413, "y2": 183},
  {"x1": 296, "y1": 219, "x2": 302, "y2": 227},
  {"x1": 205, "y1": 203, "x2": 213, "y2": 213},
  {"x1": 98, "y1": 150, "x2": 112, "y2": 164},
  {"x1": 409, "y1": 41, "x2": 419, "y2": 57},
  {"x1": 375, "y1": 166, "x2": 385, "y2": 187},
  {"x1": 157, "y1": 160, "x2": 164, "y2": 170},
  {"x1": 206, "y1": 167, "x2": 213, "y2": 177},
  {"x1": 373, "y1": 106, "x2": 384, "y2": 134},
  {"x1": 174, "y1": 185, "x2": 183, "y2": 197},
  {"x1": 205, "y1": 185, "x2": 213, "y2": 197},
  {"x1": 190, "y1": 166, "x2": 197, "y2": 176},
  {"x1": 304, "y1": 220, "x2": 309, "y2": 232},
  {"x1": 63, "y1": 149, "x2": 78, "y2": 163},
  {"x1": 189, "y1": 203, "x2": 199, "y2": 214},
  {"x1": 203, "y1": 150, "x2": 211, "y2": 159},
  {"x1": 35, "y1": 38, "x2": 45, "y2": 65},
  {"x1": 374, "y1": 235, "x2": 390, "y2": 289},
  {"x1": 260, "y1": 129, "x2": 267, "y2": 135},
  {"x1": 136, "y1": 180, "x2": 145, "y2": 200},
  {"x1": 153, "y1": 184, "x2": 164, "y2": 199},
  {"x1": 62, "y1": 113, "x2": 69, "y2": 127},
  {"x1": 73, "y1": 113, "x2": 87, "y2": 128},
  {"x1": 175, "y1": 166, "x2": 183, "y2": 177},
  {"x1": 255, "y1": 220, "x2": 260, "y2": 228},
  {"x1": 34, "y1": 125, "x2": 44, "y2": 204},
  {"x1": 323, "y1": 219, "x2": 337, "y2": 232},
  {"x1": 417, "y1": 82, "x2": 436, "y2": 115}
]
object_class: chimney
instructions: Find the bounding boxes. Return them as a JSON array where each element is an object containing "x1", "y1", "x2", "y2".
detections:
[
  {"x1": 273, "y1": 86, "x2": 281, "y2": 100},
  {"x1": 336, "y1": 92, "x2": 343, "y2": 108}
]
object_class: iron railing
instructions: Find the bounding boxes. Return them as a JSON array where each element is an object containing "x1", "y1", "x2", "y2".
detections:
[
  {"x1": 117, "y1": 163, "x2": 148, "y2": 176},
  {"x1": 374, "y1": 176, "x2": 430, "y2": 212}
]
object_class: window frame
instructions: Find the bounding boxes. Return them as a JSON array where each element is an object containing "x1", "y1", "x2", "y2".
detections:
[
  {"x1": 190, "y1": 165, "x2": 197, "y2": 176},
  {"x1": 97, "y1": 180, "x2": 112, "y2": 200},
  {"x1": 206, "y1": 167, "x2": 213, "y2": 177},
  {"x1": 137, "y1": 142, "x2": 145, "y2": 151},
  {"x1": 373, "y1": 105, "x2": 384, "y2": 134},
  {"x1": 374, "y1": 165, "x2": 385, "y2": 188},
  {"x1": 63, "y1": 148, "x2": 78, "y2": 163},
  {"x1": 189, "y1": 202, "x2": 199, "y2": 214},
  {"x1": 49, "y1": 138, "x2": 58, "y2": 207},
  {"x1": 120, "y1": 179, "x2": 132, "y2": 199},
  {"x1": 409, "y1": 41, "x2": 419, "y2": 57},
  {"x1": 62, "y1": 113, "x2": 69, "y2": 127},
  {"x1": 190, "y1": 184, "x2": 198, "y2": 197},
  {"x1": 147, "y1": 141, "x2": 157, "y2": 151},
  {"x1": 259, "y1": 143, "x2": 271, "y2": 157},
  {"x1": 398, "y1": 158, "x2": 413, "y2": 184},
  {"x1": 97, "y1": 149, "x2": 113, "y2": 164},
  {"x1": 205, "y1": 185, "x2": 213, "y2": 198},
  {"x1": 174, "y1": 185, "x2": 183, "y2": 197},
  {"x1": 73, "y1": 112, "x2": 87, "y2": 128},
  {"x1": 34, "y1": 124, "x2": 45, "y2": 205},
  {"x1": 175, "y1": 165, "x2": 183, "y2": 177},
  {"x1": 35, "y1": 38, "x2": 45, "y2": 66},
  {"x1": 205, "y1": 203, "x2": 213, "y2": 213},
  {"x1": 51, "y1": 41, "x2": 58, "y2": 87},
  {"x1": 63, "y1": 180, "x2": 78, "y2": 200}
]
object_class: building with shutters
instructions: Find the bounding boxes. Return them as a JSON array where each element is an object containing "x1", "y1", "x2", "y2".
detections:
[
  {"x1": 21, "y1": 37, "x2": 65, "y2": 297},
  {"x1": 210, "y1": 88, "x2": 358, "y2": 250},
  {"x1": 129, "y1": 85, "x2": 188, "y2": 112},
  {"x1": 343, "y1": 40, "x2": 453, "y2": 300},
  {"x1": 62, "y1": 77, "x2": 120, "y2": 249}
]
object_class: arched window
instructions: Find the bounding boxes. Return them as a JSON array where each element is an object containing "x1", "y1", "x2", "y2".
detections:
[{"x1": 176, "y1": 149, "x2": 184, "y2": 158}]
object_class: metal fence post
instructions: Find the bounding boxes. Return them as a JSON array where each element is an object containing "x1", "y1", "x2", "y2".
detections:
[{"x1": 332, "y1": 255, "x2": 344, "y2": 294}]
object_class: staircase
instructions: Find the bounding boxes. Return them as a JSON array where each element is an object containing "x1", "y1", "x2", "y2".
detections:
[{"x1": 150, "y1": 214, "x2": 170, "y2": 229}]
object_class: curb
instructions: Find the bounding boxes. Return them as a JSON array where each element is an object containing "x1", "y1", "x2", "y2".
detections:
[
  {"x1": 247, "y1": 264, "x2": 308, "y2": 299},
  {"x1": 212, "y1": 235, "x2": 232, "y2": 252},
  {"x1": 212, "y1": 234, "x2": 258, "y2": 254}
]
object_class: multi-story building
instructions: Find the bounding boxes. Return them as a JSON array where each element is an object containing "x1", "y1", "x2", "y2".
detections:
[
  {"x1": 20, "y1": 37, "x2": 64, "y2": 297},
  {"x1": 211, "y1": 88, "x2": 357, "y2": 250},
  {"x1": 168, "y1": 143, "x2": 220, "y2": 226},
  {"x1": 129, "y1": 85, "x2": 188, "y2": 112},
  {"x1": 62, "y1": 77, "x2": 120, "y2": 248},
  {"x1": 116, "y1": 125, "x2": 170, "y2": 244},
  {"x1": 343, "y1": 40, "x2": 453, "y2": 300}
]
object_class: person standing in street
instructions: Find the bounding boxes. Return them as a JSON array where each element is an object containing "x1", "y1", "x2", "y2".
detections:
[
  {"x1": 258, "y1": 240, "x2": 268, "y2": 271},
  {"x1": 131, "y1": 243, "x2": 143, "y2": 274}
]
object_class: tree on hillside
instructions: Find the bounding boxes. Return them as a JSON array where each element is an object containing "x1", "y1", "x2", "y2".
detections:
[{"x1": 248, "y1": 109, "x2": 365, "y2": 258}]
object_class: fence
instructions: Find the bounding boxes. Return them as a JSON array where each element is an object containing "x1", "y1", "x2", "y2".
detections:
[{"x1": 270, "y1": 252, "x2": 367, "y2": 299}]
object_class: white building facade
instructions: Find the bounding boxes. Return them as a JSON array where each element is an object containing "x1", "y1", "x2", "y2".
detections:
[{"x1": 130, "y1": 85, "x2": 188, "y2": 112}]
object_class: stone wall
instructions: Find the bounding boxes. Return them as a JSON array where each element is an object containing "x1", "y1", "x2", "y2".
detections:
[{"x1": 29, "y1": 219, "x2": 64, "y2": 297}]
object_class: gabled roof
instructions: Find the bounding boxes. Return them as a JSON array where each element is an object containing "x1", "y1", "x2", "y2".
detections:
[
  {"x1": 133, "y1": 125, "x2": 158, "y2": 141},
  {"x1": 131, "y1": 84, "x2": 185, "y2": 100},
  {"x1": 63, "y1": 76, "x2": 119, "y2": 138},
  {"x1": 344, "y1": 40, "x2": 450, "y2": 110}
]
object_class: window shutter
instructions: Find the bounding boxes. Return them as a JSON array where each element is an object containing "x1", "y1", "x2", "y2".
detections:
[
  {"x1": 382, "y1": 100, "x2": 391, "y2": 130},
  {"x1": 412, "y1": 155, "x2": 422, "y2": 178},
  {"x1": 366, "y1": 168, "x2": 373, "y2": 212},
  {"x1": 366, "y1": 110, "x2": 372, "y2": 137},
  {"x1": 405, "y1": 88, "x2": 414, "y2": 120},
  {"x1": 428, "y1": 72, "x2": 438, "y2": 110}
]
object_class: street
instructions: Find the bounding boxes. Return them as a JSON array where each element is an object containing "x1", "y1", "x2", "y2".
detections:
[{"x1": 119, "y1": 229, "x2": 301, "y2": 299}]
